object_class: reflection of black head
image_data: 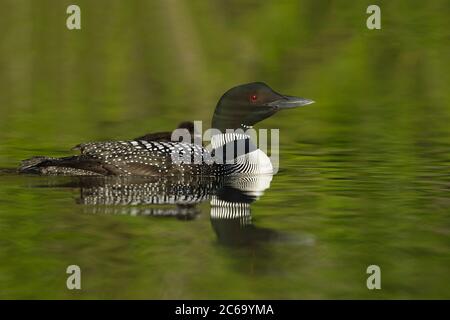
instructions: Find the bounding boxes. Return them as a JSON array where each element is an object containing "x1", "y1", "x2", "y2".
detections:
[
  {"x1": 212, "y1": 82, "x2": 314, "y2": 131},
  {"x1": 216, "y1": 185, "x2": 258, "y2": 204},
  {"x1": 210, "y1": 217, "x2": 281, "y2": 247}
]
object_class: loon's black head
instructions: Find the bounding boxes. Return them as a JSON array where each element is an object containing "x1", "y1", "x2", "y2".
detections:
[{"x1": 212, "y1": 82, "x2": 314, "y2": 131}]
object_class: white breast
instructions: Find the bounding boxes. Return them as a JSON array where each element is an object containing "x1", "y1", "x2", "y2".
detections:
[{"x1": 233, "y1": 149, "x2": 273, "y2": 175}]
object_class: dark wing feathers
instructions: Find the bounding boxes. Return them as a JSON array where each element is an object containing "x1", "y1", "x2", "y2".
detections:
[{"x1": 18, "y1": 155, "x2": 112, "y2": 175}]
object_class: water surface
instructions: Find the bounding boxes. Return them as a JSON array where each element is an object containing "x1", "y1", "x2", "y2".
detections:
[{"x1": 0, "y1": 0, "x2": 449, "y2": 299}]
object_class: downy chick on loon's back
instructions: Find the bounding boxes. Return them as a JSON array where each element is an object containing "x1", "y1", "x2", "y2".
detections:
[{"x1": 19, "y1": 82, "x2": 314, "y2": 176}]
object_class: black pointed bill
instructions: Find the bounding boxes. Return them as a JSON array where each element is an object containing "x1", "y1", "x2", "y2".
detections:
[{"x1": 267, "y1": 95, "x2": 315, "y2": 109}]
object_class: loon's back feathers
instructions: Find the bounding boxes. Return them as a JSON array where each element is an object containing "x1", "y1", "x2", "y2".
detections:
[
  {"x1": 20, "y1": 140, "x2": 214, "y2": 176},
  {"x1": 77, "y1": 140, "x2": 211, "y2": 176},
  {"x1": 19, "y1": 121, "x2": 210, "y2": 176}
]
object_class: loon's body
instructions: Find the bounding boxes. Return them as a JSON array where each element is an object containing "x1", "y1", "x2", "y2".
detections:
[{"x1": 19, "y1": 83, "x2": 313, "y2": 176}]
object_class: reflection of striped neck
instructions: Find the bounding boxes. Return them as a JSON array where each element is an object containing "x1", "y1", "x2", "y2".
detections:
[
  {"x1": 211, "y1": 133, "x2": 273, "y2": 175},
  {"x1": 210, "y1": 197, "x2": 252, "y2": 227}
]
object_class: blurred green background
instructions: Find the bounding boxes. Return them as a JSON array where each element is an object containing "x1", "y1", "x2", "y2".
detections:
[{"x1": 0, "y1": 0, "x2": 449, "y2": 298}]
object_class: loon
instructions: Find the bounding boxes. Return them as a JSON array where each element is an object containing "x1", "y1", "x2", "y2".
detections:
[{"x1": 18, "y1": 82, "x2": 313, "y2": 176}]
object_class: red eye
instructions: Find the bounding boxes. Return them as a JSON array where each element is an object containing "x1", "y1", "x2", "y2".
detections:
[{"x1": 251, "y1": 94, "x2": 257, "y2": 101}]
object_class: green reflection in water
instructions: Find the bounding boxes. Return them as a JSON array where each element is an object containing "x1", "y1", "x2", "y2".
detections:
[{"x1": 0, "y1": 0, "x2": 449, "y2": 299}]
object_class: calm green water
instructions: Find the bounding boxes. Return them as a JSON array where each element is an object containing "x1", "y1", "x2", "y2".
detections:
[{"x1": 0, "y1": 0, "x2": 449, "y2": 299}]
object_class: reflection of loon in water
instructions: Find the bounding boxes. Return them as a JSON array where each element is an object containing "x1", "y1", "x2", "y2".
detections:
[{"x1": 32, "y1": 174, "x2": 309, "y2": 246}]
